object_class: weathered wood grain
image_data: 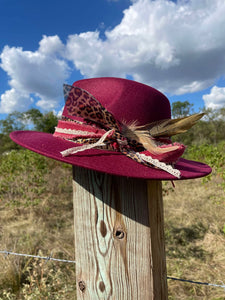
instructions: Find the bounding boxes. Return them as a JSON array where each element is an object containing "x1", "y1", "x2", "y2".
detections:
[
  {"x1": 147, "y1": 180, "x2": 168, "y2": 299},
  {"x1": 73, "y1": 166, "x2": 167, "y2": 299}
]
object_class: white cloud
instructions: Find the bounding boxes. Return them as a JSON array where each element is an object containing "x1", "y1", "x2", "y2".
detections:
[
  {"x1": 66, "y1": 0, "x2": 225, "y2": 94},
  {"x1": 0, "y1": 88, "x2": 32, "y2": 114},
  {"x1": 56, "y1": 106, "x2": 64, "y2": 118},
  {"x1": 203, "y1": 86, "x2": 225, "y2": 109},
  {"x1": 38, "y1": 35, "x2": 64, "y2": 55},
  {"x1": 0, "y1": 36, "x2": 70, "y2": 113},
  {"x1": 1, "y1": 0, "x2": 225, "y2": 113}
]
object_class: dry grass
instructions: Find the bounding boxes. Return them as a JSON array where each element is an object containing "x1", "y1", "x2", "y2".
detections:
[
  {"x1": 0, "y1": 154, "x2": 76, "y2": 299},
  {"x1": 0, "y1": 150, "x2": 225, "y2": 299},
  {"x1": 164, "y1": 178, "x2": 225, "y2": 299}
]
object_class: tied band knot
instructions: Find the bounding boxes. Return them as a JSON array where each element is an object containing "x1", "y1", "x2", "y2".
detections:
[{"x1": 60, "y1": 129, "x2": 114, "y2": 157}]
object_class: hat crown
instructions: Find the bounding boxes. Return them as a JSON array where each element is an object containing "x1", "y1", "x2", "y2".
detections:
[{"x1": 65, "y1": 77, "x2": 171, "y2": 126}]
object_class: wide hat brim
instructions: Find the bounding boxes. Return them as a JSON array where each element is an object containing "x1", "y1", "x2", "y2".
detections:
[{"x1": 10, "y1": 130, "x2": 212, "y2": 180}]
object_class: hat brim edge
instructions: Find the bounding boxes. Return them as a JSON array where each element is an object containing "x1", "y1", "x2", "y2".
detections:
[{"x1": 9, "y1": 131, "x2": 212, "y2": 180}]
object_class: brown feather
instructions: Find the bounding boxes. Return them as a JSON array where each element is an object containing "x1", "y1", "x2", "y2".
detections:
[
  {"x1": 121, "y1": 113, "x2": 204, "y2": 154},
  {"x1": 121, "y1": 122, "x2": 179, "y2": 154},
  {"x1": 140, "y1": 113, "x2": 205, "y2": 137}
]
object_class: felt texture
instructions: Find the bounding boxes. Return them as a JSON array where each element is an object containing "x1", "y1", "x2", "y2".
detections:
[
  {"x1": 63, "y1": 77, "x2": 171, "y2": 125},
  {"x1": 10, "y1": 77, "x2": 211, "y2": 180},
  {"x1": 10, "y1": 130, "x2": 211, "y2": 180}
]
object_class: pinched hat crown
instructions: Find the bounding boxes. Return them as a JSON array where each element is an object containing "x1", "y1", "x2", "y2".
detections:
[{"x1": 64, "y1": 77, "x2": 171, "y2": 126}]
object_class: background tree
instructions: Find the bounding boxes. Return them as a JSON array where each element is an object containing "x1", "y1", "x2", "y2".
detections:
[
  {"x1": 0, "y1": 109, "x2": 58, "y2": 154},
  {"x1": 24, "y1": 109, "x2": 58, "y2": 133},
  {"x1": 171, "y1": 102, "x2": 225, "y2": 146},
  {"x1": 0, "y1": 112, "x2": 26, "y2": 134},
  {"x1": 0, "y1": 112, "x2": 26, "y2": 153},
  {"x1": 200, "y1": 107, "x2": 225, "y2": 144},
  {"x1": 172, "y1": 101, "x2": 194, "y2": 118}
]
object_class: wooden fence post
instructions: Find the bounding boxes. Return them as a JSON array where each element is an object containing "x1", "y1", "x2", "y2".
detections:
[{"x1": 72, "y1": 166, "x2": 168, "y2": 299}]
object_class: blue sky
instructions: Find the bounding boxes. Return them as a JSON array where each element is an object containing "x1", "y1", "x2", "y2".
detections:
[{"x1": 1, "y1": 0, "x2": 225, "y2": 118}]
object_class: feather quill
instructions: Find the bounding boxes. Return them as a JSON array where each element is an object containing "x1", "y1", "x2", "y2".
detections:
[
  {"x1": 121, "y1": 122, "x2": 179, "y2": 154},
  {"x1": 142, "y1": 113, "x2": 205, "y2": 137},
  {"x1": 121, "y1": 113, "x2": 204, "y2": 154}
]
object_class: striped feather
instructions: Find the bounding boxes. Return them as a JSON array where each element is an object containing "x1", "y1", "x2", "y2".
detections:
[{"x1": 140, "y1": 113, "x2": 205, "y2": 137}]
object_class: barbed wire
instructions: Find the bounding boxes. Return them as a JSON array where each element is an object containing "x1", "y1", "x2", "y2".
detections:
[
  {"x1": 0, "y1": 250, "x2": 76, "y2": 264},
  {"x1": 1, "y1": 250, "x2": 225, "y2": 291},
  {"x1": 167, "y1": 276, "x2": 225, "y2": 291}
]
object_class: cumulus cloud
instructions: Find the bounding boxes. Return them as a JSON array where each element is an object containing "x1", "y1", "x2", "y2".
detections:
[
  {"x1": 66, "y1": 0, "x2": 225, "y2": 94},
  {"x1": 0, "y1": 88, "x2": 33, "y2": 114},
  {"x1": 203, "y1": 86, "x2": 225, "y2": 109},
  {"x1": 0, "y1": 35, "x2": 70, "y2": 113},
  {"x1": 1, "y1": 0, "x2": 225, "y2": 113},
  {"x1": 38, "y1": 35, "x2": 64, "y2": 55}
]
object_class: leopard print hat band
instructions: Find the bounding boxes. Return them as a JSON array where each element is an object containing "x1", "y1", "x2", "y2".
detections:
[{"x1": 53, "y1": 84, "x2": 181, "y2": 178}]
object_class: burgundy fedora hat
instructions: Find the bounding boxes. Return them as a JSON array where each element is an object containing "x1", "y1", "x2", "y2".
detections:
[{"x1": 10, "y1": 77, "x2": 211, "y2": 180}]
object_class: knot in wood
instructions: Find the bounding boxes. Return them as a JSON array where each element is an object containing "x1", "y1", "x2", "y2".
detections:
[
  {"x1": 99, "y1": 281, "x2": 105, "y2": 292},
  {"x1": 114, "y1": 228, "x2": 125, "y2": 240},
  {"x1": 100, "y1": 220, "x2": 107, "y2": 237},
  {"x1": 78, "y1": 280, "x2": 86, "y2": 293}
]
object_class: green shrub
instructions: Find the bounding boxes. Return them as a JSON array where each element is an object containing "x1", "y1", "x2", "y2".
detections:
[
  {"x1": 184, "y1": 142, "x2": 225, "y2": 191},
  {"x1": 0, "y1": 150, "x2": 71, "y2": 207},
  {"x1": 0, "y1": 150, "x2": 49, "y2": 206}
]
